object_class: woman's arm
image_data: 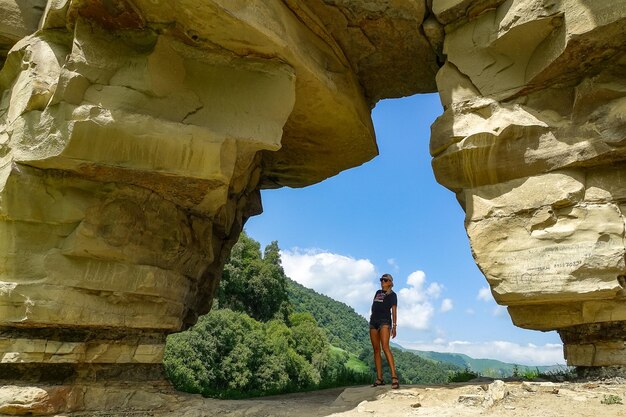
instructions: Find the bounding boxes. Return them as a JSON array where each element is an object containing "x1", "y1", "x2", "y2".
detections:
[{"x1": 391, "y1": 304, "x2": 397, "y2": 339}]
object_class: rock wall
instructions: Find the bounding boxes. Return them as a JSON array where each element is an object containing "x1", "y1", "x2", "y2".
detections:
[{"x1": 430, "y1": 0, "x2": 626, "y2": 368}]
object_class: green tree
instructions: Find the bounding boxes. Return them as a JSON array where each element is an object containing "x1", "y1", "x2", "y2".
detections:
[
  {"x1": 218, "y1": 233, "x2": 289, "y2": 322},
  {"x1": 289, "y1": 312, "x2": 330, "y2": 381}
]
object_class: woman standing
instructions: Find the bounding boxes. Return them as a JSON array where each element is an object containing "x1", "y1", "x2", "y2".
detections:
[{"x1": 369, "y1": 273, "x2": 399, "y2": 389}]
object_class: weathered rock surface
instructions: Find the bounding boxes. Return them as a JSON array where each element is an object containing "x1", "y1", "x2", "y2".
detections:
[
  {"x1": 430, "y1": 0, "x2": 626, "y2": 368},
  {"x1": 0, "y1": 0, "x2": 439, "y2": 412},
  {"x1": 0, "y1": 0, "x2": 46, "y2": 66}
]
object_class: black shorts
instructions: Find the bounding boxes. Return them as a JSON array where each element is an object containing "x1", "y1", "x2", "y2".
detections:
[{"x1": 369, "y1": 318, "x2": 391, "y2": 330}]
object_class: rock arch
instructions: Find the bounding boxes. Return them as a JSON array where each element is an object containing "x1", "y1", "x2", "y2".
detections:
[{"x1": 0, "y1": 0, "x2": 624, "y2": 411}]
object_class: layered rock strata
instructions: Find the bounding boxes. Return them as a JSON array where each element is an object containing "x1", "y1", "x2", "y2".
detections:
[
  {"x1": 0, "y1": 0, "x2": 439, "y2": 404},
  {"x1": 430, "y1": 0, "x2": 626, "y2": 368}
]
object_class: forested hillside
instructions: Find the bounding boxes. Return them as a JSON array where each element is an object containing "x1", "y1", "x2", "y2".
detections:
[{"x1": 287, "y1": 279, "x2": 370, "y2": 355}]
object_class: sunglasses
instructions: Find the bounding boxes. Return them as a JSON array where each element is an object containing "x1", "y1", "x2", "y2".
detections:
[{"x1": 380, "y1": 278, "x2": 391, "y2": 283}]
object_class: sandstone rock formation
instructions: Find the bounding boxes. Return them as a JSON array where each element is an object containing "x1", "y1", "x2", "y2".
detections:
[
  {"x1": 0, "y1": 0, "x2": 438, "y2": 409},
  {"x1": 430, "y1": 0, "x2": 626, "y2": 368},
  {"x1": 0, "y1": 0, "x2": 625, "y2": 413}
]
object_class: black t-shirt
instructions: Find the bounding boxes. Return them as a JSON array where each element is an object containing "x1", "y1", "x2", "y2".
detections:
[{"x1": 369, "y1": 290, "x2": 397, "y2": 323}]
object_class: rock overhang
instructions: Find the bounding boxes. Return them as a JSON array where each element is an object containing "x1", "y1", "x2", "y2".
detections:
[
  {"x1": 0, "y1": 1, "x2": 443, "y2": 387},
  {"x1": 30, "y1": 0, "x2": 440, "y2": 189}
]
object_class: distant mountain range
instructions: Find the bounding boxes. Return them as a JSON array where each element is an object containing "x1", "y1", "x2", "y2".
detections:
[{"x1": 392, "y1": 343, "x2": 567, "y2": 377}]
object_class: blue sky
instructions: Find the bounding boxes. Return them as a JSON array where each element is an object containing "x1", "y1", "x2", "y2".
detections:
[{"x1": 246, "y1": 93, "x2": 565, "y2": 366}]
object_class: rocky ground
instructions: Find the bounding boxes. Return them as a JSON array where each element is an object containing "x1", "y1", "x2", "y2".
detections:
[
  {"x1": 4, "y1": 378, "x2": 625, "y2": 416},
  {"x1": 166, "y1": 378, "x2": 626, "y2": 417}
]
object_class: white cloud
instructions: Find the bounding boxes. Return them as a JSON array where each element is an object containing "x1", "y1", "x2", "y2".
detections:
[
  {"x1": 387, "y1": 258, "x2": 399, "y2": 272},
  {"x1": 281, "y1": 251, "x2": 447, "y2": 332},
  {"x1": 492, "y1": 305, "x2": 506, "y2": 316},
  {"x1": 398, "y1": 284, "x2": 425, "y2": 304},
  {"x1": 426, "y1": 282, "x2": 443, "y2": 298},
  {"x1": 440, "y1": 298, "x2": 453, "y2": 313},
  {"x1": 465, "y1": 308, "x2": 476, "y2": 315},
  {"x1": 396, "y1": 269, "x2": 445, "y2": 331},
  {"x1": 399, "y1": 339, "x2": 565, "y2": 366},
  {"x1": 477, "y1": 287, "x2": 493, "y2": 302},
  {"x1": 398, "y1": 301, "x2": 434, "y2": 330},
  {"x1": 407, "y1": 270, "x2": 426, "y2": 287},
  {"x1": 280, "y1": 248, "x2": 377, "y2": 317}
]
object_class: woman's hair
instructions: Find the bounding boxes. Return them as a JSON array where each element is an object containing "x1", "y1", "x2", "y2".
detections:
[{"x1": 382, "y1": 273, "x2": 393, "y2": 294}]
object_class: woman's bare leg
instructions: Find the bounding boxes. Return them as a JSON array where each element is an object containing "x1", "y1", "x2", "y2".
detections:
[
  {"x1": 369, "y1": 328, "x2": 383, "y2": 380},
  {"x1": 379, "y1": 325, "x2": 397, "y2": 379}
]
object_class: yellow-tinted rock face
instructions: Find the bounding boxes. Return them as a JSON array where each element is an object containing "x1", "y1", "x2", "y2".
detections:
[
  {"x1": 0, "y1": 0, "x2": 439, "y2": 402},
  {"x1": 431, "y1": 0, "x2": 626, "y2": 368},
  {"x1": 0, "y1": 0, "x2": 46, "y2": 65}
]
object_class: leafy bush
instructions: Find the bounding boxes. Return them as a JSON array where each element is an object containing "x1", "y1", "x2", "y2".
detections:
[
  {"x1": 521, "y1": 367, "x2": 540, "y2": 380},
  {"x1": 536, "y1": 366, "x2": 577, "y2": 382},
  {"x1": 167, "y1": 230, "x2": 377, "y2": 398},
  {"x1": 164, "y1": 308, "x2": 371, "y2": 399},
  {"x1": 165, "y1": 309, "x2": 272, "y2": 398},
  {"x1": 601, "y1": 394, "x2": 623, "y2": 405},
  {"x1": 448, "y1": 367, "x2": 480, "y2": 383}
]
